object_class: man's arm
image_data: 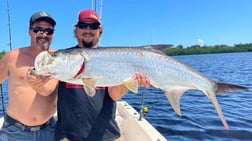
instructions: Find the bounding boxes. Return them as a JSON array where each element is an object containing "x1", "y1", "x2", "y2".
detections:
[
  {"x1": 108, "y1": 72, "x2": 150, "y2": 101},
  {"x1": 0, "y1": 52, "x2": 11, "y2": 83}
]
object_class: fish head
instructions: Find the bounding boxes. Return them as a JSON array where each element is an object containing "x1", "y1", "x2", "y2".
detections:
[
  {"x1": 34, "y1": 50, "x2": 72, "y2": 76},
  {"x1": 34, "y1": 51, "x2": 56, "y2": 76},
  {"x1": 33, "y1": 49, "x2": 89, "y2": 80}
]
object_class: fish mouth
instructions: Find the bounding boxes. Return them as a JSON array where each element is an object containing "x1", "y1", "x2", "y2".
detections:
[{"x1": 34, "y1": 51, "x2": 52, "y2": 73}]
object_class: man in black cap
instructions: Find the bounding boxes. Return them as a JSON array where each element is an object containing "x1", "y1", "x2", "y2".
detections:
[{"x1": 0, "y1": 11, "x2": 57, "y2": 141}]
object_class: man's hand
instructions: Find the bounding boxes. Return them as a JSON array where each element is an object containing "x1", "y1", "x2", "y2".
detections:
[
  {"x1": 26, "y1": 67, "x2": 57, "y2": 96},
  {"x1": 27, "y1": 67, "x2": 51, "y2": 86},
  {"x1": 108, "y1": 72, "x2": 150, "y2": 101},
  {"x1": 132, "y1": 72, "x2": 150, "y2": 88}
]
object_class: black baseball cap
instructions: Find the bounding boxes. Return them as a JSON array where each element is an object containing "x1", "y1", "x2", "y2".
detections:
[{"x1": 29, "y1": 11, "x2": 56, "y2": 27}]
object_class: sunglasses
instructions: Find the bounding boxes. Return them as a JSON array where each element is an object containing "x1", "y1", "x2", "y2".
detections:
[
  {"x1": 30, "y1": 27, "x2": 54, "y2": 35},
  {"x1": 76, "y1": 22, "x2": 100, "y2": 30}
]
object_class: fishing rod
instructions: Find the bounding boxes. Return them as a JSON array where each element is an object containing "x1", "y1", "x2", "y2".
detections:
[
  {"x1": 92, "y1": 0, "x2": 102, "y2": 20},
  {"x1": 1, "y1": 0, "x2": 12, "y2": 114},
  {"x1": 92, "y1": 0, "x2": 96, "y2": 12},
  {"x1": 92, "y1": 0, "x2": 103, "y2": 45},
  {"x1": 138, "y1": 91, "x2": 149, "y2": 121},
  {"x1": 99, "y1": 0, "x2": 102, "y2": 20},
  {"x1": 7, "y1": 0, "x2": 12, "y2": 51}
]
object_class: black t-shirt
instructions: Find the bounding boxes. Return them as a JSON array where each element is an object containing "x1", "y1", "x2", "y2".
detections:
[{"x1": 55, "y1": 46, "x2": 120, "y2": 141}]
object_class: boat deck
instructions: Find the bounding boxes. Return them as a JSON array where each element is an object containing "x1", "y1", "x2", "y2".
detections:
[{"x1": 116, "y1": 101, "x2": 167, "y2": 141}]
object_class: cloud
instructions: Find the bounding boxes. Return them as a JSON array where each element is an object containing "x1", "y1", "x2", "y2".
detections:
[{"x1": 197, "y1": 38, "x2": 204, "y2": 46}]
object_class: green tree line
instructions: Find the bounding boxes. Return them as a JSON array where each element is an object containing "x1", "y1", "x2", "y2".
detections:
[
  {"x1": 0, "y1": 51, "x2": 6, "y2": 59},
  {"x1": 164, "y1": 43, "x2": 252, "y2": 56}
]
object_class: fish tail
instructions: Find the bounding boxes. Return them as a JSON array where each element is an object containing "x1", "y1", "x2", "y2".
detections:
[
  {"x1": 215, "y1": 82, "x2": 248, "y2": 94},
  {"x1": 209, "y1": 82, "x2": 248, "y2": 129}
]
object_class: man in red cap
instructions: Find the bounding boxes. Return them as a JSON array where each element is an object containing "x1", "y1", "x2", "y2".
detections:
[
  {"x1": 53, "y1": 9, "x2": 150, "y2": 141},
  {"x1": 0, "y1": 11, "x2": 57, "y2": 141}
]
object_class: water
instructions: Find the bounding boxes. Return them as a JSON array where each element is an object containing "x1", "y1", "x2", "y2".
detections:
[
  {"x1": 0, "y1": 81, "x2": 8, "y2": 116},
  {"x1": 0, "y1": 52, "x2": 251, "y2": 140}
]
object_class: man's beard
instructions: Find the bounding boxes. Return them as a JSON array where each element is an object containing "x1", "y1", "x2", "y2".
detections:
[
  {"x1": 36, "y1": 43, "x2": 49, "y2": 50},
  {"x1": 82, "y1": 40, "x2": 93, "y2": 48},
  {"x1": 36, "y1": 37, "x2": 50, "y2": 50}
]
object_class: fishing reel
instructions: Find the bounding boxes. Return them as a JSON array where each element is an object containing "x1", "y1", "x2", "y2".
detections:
[{"x1": 138, "y1": 92, "x2": 149, "y2": 120}]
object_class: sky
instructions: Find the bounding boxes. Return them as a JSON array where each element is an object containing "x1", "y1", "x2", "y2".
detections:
[{"x1": 1, "y1": 0, "x2": 252, "y2": 51}]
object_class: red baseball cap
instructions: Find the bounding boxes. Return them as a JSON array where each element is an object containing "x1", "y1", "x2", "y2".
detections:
[{"x1": 78, "y1": 9, "x2": 101, "y2": 24}]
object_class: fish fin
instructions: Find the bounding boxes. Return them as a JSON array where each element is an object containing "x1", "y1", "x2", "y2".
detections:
[
  {"x1": 210, "y1": 81, "x2": 247, "y2": 129},
  {"x1": 83, "y1": 86, "x2": 96, "y2": 97},
  {"x1": 206, "y1": 90, "x2": 229, "y2": 129},
  {"x1": 82, "y1": 78, "x2": 99, "y2": 97},
  {"x1": 123, "y1": 78, "x2": 139, "y2": 93},
  {"x1": 164, "y1": 88, "x2": 188, "y2": 116},
  {"x1": 215, "y1": 82, "x2": 248, "y2": 94},
  {"x1": 142, "y1": 44, "x2": 173, "y2": 52}
]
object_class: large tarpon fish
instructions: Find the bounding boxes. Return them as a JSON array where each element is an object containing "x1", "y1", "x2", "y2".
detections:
[{"x1": 33, "y1": 46, "x2": 248, "y2": 129}]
